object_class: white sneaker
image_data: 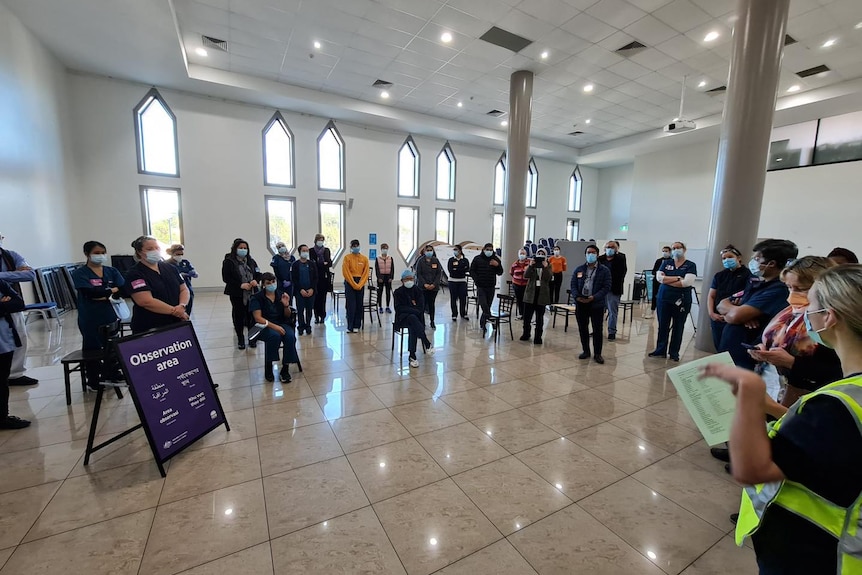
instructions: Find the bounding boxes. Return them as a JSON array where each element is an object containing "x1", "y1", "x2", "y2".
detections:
[
  {"x1": 643, "y1": 312, "x2": 653, "y2": 319},
  {"x1": 426, "y1": 343, "x2": 435, "y2": 355},
  {"x1": 409, "y1": 357, "x2": 419, "y2": 368}
]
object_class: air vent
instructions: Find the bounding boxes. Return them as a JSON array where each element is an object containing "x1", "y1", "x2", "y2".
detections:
[
  {"x1": 486, "y1": 109, "x2": 505, "y2": 117},
  {"x1": 616, "y1": 40, "x2": 647, "y2": 56},
  {"x1": 372, "y1": 79, "x2": 393, "y2": 89},
  {"x1": 784, "y1": 34, "x2": 797, "y2": 46},
  {"x1": 797, "y1": 65, "x2": 830, "y2": 78},
  {"x1": 568, "y1": 131, "x2": 585, "y2": 136},
  {"x1": 479, "y1": 26, "x2": 533, "y2": 53},
  {"x1": 706, "y1": 85, "x2": 727, "y2": 94},
  {"x1": 202, "y1": 35, "x2": 228, "y2": 52}
]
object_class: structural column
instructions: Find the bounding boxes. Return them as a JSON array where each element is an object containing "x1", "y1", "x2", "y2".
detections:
[
  {"x1": 502, "y1": 70, "x2": 534, "y2": 284},
  {"x1": 695, "y1": 0, "x2": 790, "y2": 351}
]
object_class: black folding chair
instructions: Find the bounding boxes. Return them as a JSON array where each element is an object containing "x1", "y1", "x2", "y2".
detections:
[
  {"x1": 364, "y1": 286, "x2": 382, "y2": 327},
  {"x1": 489, "y1": 294, "x2": 514, "y2": 342}
]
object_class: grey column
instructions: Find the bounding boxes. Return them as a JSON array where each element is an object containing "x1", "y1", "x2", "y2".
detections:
[
  {"x1": 694, "y1": 0, "x2": 790, "y2": 351},
  {"x1": 502, "y1": 70, "x2": 534, "y2": 285}
]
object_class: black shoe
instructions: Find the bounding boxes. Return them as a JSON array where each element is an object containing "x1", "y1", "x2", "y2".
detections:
[
  {"x1": 0, "y1": 415, "x2": 31, "y2": 429},
  {"x1": 670, "y1": 356, "x2": 680, "y2": 362},
  {"x1": 430, "y1": 322, "x2": 436, "y2": 329},
  {"x1": 725, "y1": 463, "x2": 732, "y2": 475},
  {"x1": 730, "y1": 513, "x2": 739, "y2": 525},
  {"x1": 461, "y1": 315, "x2": 469, "y2": 320},
  {"x1": 595, "y1": 355, "x2": 605, "y2": 364},
  {"x1": 238, "y1": 341, "x2": 246, "y2": 350},
  {"x1": 710, "y1": 447, "x2": 730, "y2": 462},
  {"x1": 314, "y1": 318, "x2": 320, "y2": 324},
  {"x1": 452, "y1": 316, "x2": 457, "y2": 321},
  {"x1": 579, "y1": 352, "x2": 591, "y2": 360},
  {"x1": 8, "y1": 375, "x2": 38, "y2": 386},
  {"x1": 280, "y1": 369, "x2": 292, "y2": 383},
  {"x1": 519, "y1": 333, "x2": 531, "y2": 341},
  {"x1": 533, "y1": 336, "x2": 543, "y2": 345},
  {"x1": 264, "y1": 370, "x2": 274, "y2": 383},
  {"x1": 306, "y1": 327, "x2": 312, "y2": 335},
  {"x1": 608, "y1": 334, "x2": 616, "y2": 341},
  {"x1": 481, "y1": 324, "x2": 487, "y2": 335},
  {"x1": 648, "y1": 351, "x2": 666, "y2": 358},
  {"x1": 248, "y1": 341, "x2": 257, "y2": 349}
]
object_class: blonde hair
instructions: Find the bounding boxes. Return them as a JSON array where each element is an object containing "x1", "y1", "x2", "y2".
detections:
[
  {"x1": 813, "y1": 264, "x2": 862, "y2": 340},
  {"x1": 166, "y1": 244, "x2": 184, "y2": 255},
  {"x1": 780, "y1": 256, "x2": 835, "y2": 288}
]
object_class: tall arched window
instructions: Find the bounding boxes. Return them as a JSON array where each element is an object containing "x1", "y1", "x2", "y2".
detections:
[
  {"x1": 493, "y1": 154, "x2": 506, "y2": 206},
  {"x1": 263, "y1": 112, "x2": 294, "y2": 187},
  {"x1": 318, "y1": 121, "x2": 345, "y2": 191},
  {"x1": 134, "y1": 88, "x2": 179, "y2": 176},
  {"x1": 526, "y1": 158, "x2": 538, "y2": 208},
  {"x1": 436, "y1": 143, "x2": 456, "y2": 200},
  {"x1": 568, "y1": 167, "x2": 582, "y2": 212},
  {"x1": 397, "y1": 136, "x2": 420, "y2": 198}
]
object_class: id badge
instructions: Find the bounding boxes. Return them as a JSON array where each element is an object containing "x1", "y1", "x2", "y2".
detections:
[{"x1": 536, "y1": 280, "x2": 541, "y2": 287}]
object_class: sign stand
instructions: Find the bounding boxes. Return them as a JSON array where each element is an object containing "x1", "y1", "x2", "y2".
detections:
[{"x1": 83, "y1": 321, "x2": 229, "y2": 477}]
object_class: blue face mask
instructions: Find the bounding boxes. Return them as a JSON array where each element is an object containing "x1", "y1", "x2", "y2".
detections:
[
  {"x1": 722, "y1": 258, "x2": 738, "y2": 270},
  {"x1": 586, "y1": 253, "x2": 598, "y2": 264},
  {"x1": 484, "y1": 250, "x2": 494, "y2": 257},
  {"x1": 351, "y1": 246, "x2": 360, "y2": 254},
  {"x1": 236, "y1": 248, "x2": 248, "y2": 258},
  {"x1": 90, "y1": 254, "x2": 108, "y2": 265},
  {"x1": 145, "y1": 250, "x2": 161, "y2": 264},
  {"x1": 265, "y1": 283, "x2": 277, "y2": 293},
  {"x1": 300, "y1": 251, "x2": 309, "y2": 259},
  {"x1": 518, "y1": 254, "x2": 526, "y2": 261},
  {"x1": 277, "y1": 246, "x2": 287, "y2": 254},
  {"x1": 425, "y1": 251, "x2": 433, "y2": 258},
  {"x1": 662, "y1": 252, "x2": 671, "y2": 259},
  {"x1": 671, "y1": 248, "x2": 684, "y2": 259},
  {"x1": 605, "y1": 248, "x2": 616, "y2": 257},
  {"x1": 804, "y1": 310, "x2": 831, "y2": 348},
  {"x1": 748, "y1": 258, "x2": 763, "y2": 277}
]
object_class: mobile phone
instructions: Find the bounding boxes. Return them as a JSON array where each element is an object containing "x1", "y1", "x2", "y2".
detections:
[{"x1": 740, "y1": 343, "x2": 758, "y2": 350}]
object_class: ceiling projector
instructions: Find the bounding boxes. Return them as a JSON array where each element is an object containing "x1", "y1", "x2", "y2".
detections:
[{"x1": 664, "y1": 119, "x2": 696, "y2": 133}]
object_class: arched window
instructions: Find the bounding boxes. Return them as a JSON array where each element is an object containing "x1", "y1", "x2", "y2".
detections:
[
  {"x1": 397, "y1": 136, "x2": 420, "y2": 198},
  {"x1": 568, "y1": 167, "x2": 582, "y2": 212},
  {"x1": 134, "y1": 89, "x2": 178, "y2": 176},
  {"x1": 263, "y1": 112, "x2": 294, "y2": 187},
  {"x1": 398, "y1": 205, "x2": 419, "y2": 261},
  {"x1": 493, "y1": 154, "x2": 506, "y2": 206},
  {"x1": 319, "y1": 200, "x2": 345, "y2": 259},
  {"x1": 265, "y1": 196, "x2": 296, "y2": 254},
  {"x1": 436, "y1": 143, "x2": 456, "y2": 200},
  {"x1": 524, "y1": 215, "x2": 536, "y2": 243},
  {"x1": 436, "y1": 209, "x2": 455, "y2": 244},
  {"x1": 526, "y1": 158, "x2": 538, "y2": 208},
  {"x1": 318, "y1": 121, "x2": 345, "y2": 191}
]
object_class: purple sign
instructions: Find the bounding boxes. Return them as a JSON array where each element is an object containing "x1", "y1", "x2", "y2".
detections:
[{"x1": 115, "y1": 322, "x2": 227, "y2": 462}]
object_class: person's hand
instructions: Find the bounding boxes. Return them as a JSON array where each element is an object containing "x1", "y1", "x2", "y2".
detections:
[
  {"x1": 744, "y1": 319, "x2": 760, "y2": 330},
  {"x1": 250, "y1": 280, "x2": 259, "y2": 288},
  {"x1": 425, "y1": 283, "x2": 434, "y2": 290},
  {"x1": 111, "y1": 287, "x2": 120, "y2": 294},
  {"x1": 0, "y1": 296, "x2": 10, "y2": 303},
  {"x1": 170, "y1": 305, "x2": 186, "y2": 318},
  {"x1": 709, "y1": 312, "x2": 725, "y2": 322},
  {"x1": 307, "y1": 289, "x2": 314, "y2": 297},
  {"x1": 585, "y1": 296, "x2": 594, "y2": 303},
  {"x1": 731, "y1": 297, "x2": 742, "y2": 306},
  {"x1": 241, "y1": 282, "x2": 250, "y2": 290},
  {"x1": 755, "y1": 347, "x2": 795, "y2": 369},
  {"x1": 281, "y1": 293, "x2": 291, "y2": 305},
  {"x1": 377, "y1": 278, "x2": 383, "y2": 285},
  {"x1": 16, "y1": 266, "x2": 32, "y2": 271},
  {"x1": 700, "y1": 363, "x2": 766, "y2": 397},
  {"x1": 489, "y1": 259, "x2": 499, "y2": 267},
  {"x1": 180, "y1": 312, "x2": 189, "y2": 321},
  {"x1": 273, "y1": 324, "x2": 286, "y2": 336}
]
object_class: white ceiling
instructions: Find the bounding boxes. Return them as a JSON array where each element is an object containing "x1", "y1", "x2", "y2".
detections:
[{"x1": 5, "y1": 0, "x2": 862, "y2": 162}]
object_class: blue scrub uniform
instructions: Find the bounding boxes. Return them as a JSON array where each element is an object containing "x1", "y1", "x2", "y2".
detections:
[
  {"x1": 654, "y1": 259, "x2": 697, "y2": 359},
  {"x1": 71, "y1": 265, "x2": 126, "y2": 350}
]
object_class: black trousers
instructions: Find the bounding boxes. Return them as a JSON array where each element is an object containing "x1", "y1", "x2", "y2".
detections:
[
  {"x1": 399, "y1": 314, "x2": 430, "y2": 356},
  {"x1": 655, "y1": 299, "x2": 689, "y2": 358},
  {"x1": 551, "y1": 272, "x2": 563, "y2": 303},
  {"x1": 449, "y1": 282, "x2": 467, "y2": 317},
  {"x1": 377, "y1": 276, "x2": 392, "y2": 307},
  {"x1": 186, "y1": 290, "x2": 195, "y2": 317},
  {"x1": 651, "y1": 280, "x2": 660, "y2": 310},
  {"x1": 229, "y1": 295, "x2": 251, "y2": 341},
  {"x1": 1, "y1": 350, "x2": 12, "y2": 418},
  {"x1": 424, "y1": 289, "x2": 438, "y2": 323},
  {"x1": 477, "y1": 286, "x2": 495, "y2": 326},
  {"x1": 576, "y1": 302, "x2": 605, "y2": 356},
  {"x1": 522, "y1": 301, "x2": 545, "y2": 339},
  {"x1": 314, "y1": 279, "x2": 329, "y2": 320},
  {"x1": 513, "y1": 283, "x2": 526, "y2": 316}
]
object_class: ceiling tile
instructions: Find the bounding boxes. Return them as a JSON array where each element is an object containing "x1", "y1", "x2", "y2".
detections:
[
  {"x1": 655, "y1": 34, "x2": 706, "y2": 60},
  {"x1": 635, "y1": 71, "x2": 677, "y2": 89},
  {"x1": 578, "y1": 44, "x2": 625, "y2": 67},
  {"x1": 598, "y1": 31, "x2": 636, "y2": 51},
  {"x1": 585, "y1": 0, "x2": 647, "y2": 29},
  {"x1": 539, "y1": 28, "x2": 592, "y2": 55},
  {"x1": 653, "y1": 0, "x2": 713, "y2": 33},
  {"x1": 690, "y1": 0, "x2": 735, "y2": 18},
  {"x1": 515, "y1": 0, "x2": 581, "y2": 25},
  {"x1": 364, "y1": 3, "x2": 427, "y2": 35},
  {"x1": 787, "y1": 10, "x2": 839, "y2": 40},
  {"x1": 628, "y1": 48, "x2": 676, "y2": 71},
  {"x1": 624, "y1": 14, "x2": 679, "y2": 45},
  {"x1": 373, "y1": 0, "x2": 446, "y2": 20},
  {"x1": 495, "y1": 9, "x2": 557, "y2": 40},
  {"x1": 431, "y1": 6, "x2": 492, "y2": 37},
  {"x1": 625, "y1": 0, "x2": 674, "y2": 10},
  {"x1": 563, "y1": 55, "x2": 603, "y2": 76},
  {"x1": 592, "y1": 69, "x2": 628, "y2": 87},
  {"x1": 825, "y1": 0, "x2": 862, "y2": 22},
  {"x1": 607, "y1": 58, "x2": 651, "y2": 79},
  {"x1": 561, "y1": 12, "x2": 617, "y2": 43},
  {"x1": 615, "y1": 80, "x2": 649, "y2": 96},
  {"x1": 682, "y1": 50, "x2": 726, "y2": 72}
]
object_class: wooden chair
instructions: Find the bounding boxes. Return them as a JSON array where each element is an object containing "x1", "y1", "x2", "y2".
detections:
[
  {"x1": 489, "y1": 294, "x2": 515, "y2": 342},
  {"x1": 550, "y1": 290, "x2": 578, "y2": 332}
]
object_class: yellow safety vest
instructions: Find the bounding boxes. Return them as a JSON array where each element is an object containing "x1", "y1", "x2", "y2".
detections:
[{"x1": 736, "y1": 376, "x2": 862, "y2": 574}]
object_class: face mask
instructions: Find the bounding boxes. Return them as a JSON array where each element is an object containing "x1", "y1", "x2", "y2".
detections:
[
  {"x1": 300, "y1": 251, "x2": 309, "y2": 259},
  {"x1": 518, "y1": 254, "x2": 526, "y2": 261},
  {"x1": 171, "y1": 254, "x2": 183, "y2": 263},
  {"x1": 605, "y1": 248, "x2": 616, "y2": 257},
  {"x1": 145, "y1": 250, "x2": 161, "y2": 264},
  {"x1": 788, "y1": 292, "x2": 809, "y2": 308},
  {"x1": 351, "y1": 247, "x2": 360, "y2": 254},
  {"x1": 554, "y1": 250, "x2": 560, "y2": 255},
  {"x1": 278, "y1": 246, "x2": 287, "y2": 254},
  {"x1": 236, "y1": 248, "x2": 248, "y2": 258},
  {"x1": 425, "y1": 251, "x2": 434, "y2": 258},
  {"x1": 748, "y1": 258, "x2": 763, "y2": 277},
  {"x1": 804, "y1": 310, "x2": 831, "y2": 348},
  {"x1": 722, "y1": 259, "x2": 738, "y2": 270},
  {"x1": 586, "y1": 253, "x2": 598, "y2": 264},
  {"x1": 403, "y1": 280, "x2": 415, "y2": 289},
  {"x1": 453, "y1": 250, "x2": 460, "y2": 257},
  {"x1": 671, "y1": 249, "x2": 684, "y2": 259},
  {"x1": 662, "y1": 251, "x2": 671, "y2": 259},
  {"x1": 381, "y1": 249, "x2": 388, "y2": 256},
  {"x1": 316, "y1": 241, "x2": 324, "y2": 248},
  {"x1": 265, "y1": 283, "x2": 277, "y2": 293},
  {"x1": 484, "y1": 250, "x2": 494, "y2": 257},
  {"x1": 90, "y1": 254, "x2": 108, "y2": 265}
]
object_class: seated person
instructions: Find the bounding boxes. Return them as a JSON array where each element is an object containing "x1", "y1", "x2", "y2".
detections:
[
  {"x1": 393, "y1": 269, "x2": 434, "y2": 368},
  {"x1": 249, "y1": 272, "x2": 298, "y2": 383}
]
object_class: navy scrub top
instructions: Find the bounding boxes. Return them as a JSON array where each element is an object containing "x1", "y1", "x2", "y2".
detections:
[
  {"x1": 71, "y1": 265, "x2": 126, "y2": 349},
  {"x1": 125, "y1": 261, "x2": 185, "y2": 334}
]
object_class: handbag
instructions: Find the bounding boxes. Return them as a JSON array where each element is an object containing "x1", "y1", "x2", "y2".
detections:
[{"x1": 111, "y1": 297, "x2": 132, "y2": 321}]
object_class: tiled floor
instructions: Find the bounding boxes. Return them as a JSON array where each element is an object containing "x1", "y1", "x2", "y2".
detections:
[{"x1": 0, "y1": 293, "x2": 757, "y2": 574}]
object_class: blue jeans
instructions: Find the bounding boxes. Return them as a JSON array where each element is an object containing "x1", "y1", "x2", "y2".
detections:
[
  {"x1": 606, "y1": 293, "x2": 621, "y2": 335},
  {"x1": 345, "y1": 284, "x2": 365, "y2": 330},
  {"x1": 296, "y1": 293, "x2": 314, "y2": 331},
  {"x1": 258, "y1": 323, "x2": 298, "y2": 367}
]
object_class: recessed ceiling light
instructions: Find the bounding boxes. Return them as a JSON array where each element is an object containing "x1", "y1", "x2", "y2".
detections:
[
  {"x1": 856, "y1": 22, "x2": 862, "y2": 30},
  {"x1": 441, "y1": 32, "x2": 453, "y2": 43},
  {"x1": 698, "y1": 80, "x2": 707, "y2": 88},
  {"x1": 313, "y1": 41, "x2": 321, "y2": 49},
  {"x1": 821, "y1": 38, "x2": 837, "y2": 48},
  {"x1": 195, "y1": 47, "x2": 208, "y2": 57},
  {"x1": 787, "y1": 84, "x2": 801, "y2": 92},
  {"x1": 380, "y1": 91, "x2": 390, "y2": 99},
  {"x1": 540, "y1": 50, "x2": 549, "y2": 59},
  {"x1": 583, "y1": 84, "x2": 594, "y2": 93},
  {"x1": 501, "y1": 120, "x2": 508, "y2": 126},
  {"x1": 704, "y1": 31, "x2": 720, "y2": 42},
  {"x1": 585, "y1": 119, "x2": 591, "y2": 124},
  {"x1": 457, "y1": 101, "x2": 463, "y2": 107},
  {"x1": 673, "y1": 117, "x2": 679, "y2": 121}
]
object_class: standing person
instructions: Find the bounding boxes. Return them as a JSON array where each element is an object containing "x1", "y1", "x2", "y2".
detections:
[
  {"x1": 649, "y1": 241, "x2": 697, "y2": 362},
  {"x1": 290, "y1": 245, "x2": 317, "y2": 335},
  {"x1": 308, "y1": 233, "x2": 333, "y2": 324},
  {"x1": 700, "y1": 265, "x2": 862, "y2": 575},
  {"x1": 448, "y1": 246, "x2": 469, "y2": 321},
  {"x1": 126, "y1": 236, "x2": 189, "y2": 335},
  {"x1": 415, "y1": 244, "x2": 443, "y2": 329},
  {"x1": 71, "y1": 241, "x2": 126, "y2": 389},
  {"x1": 1, "y1": 279, "x2": 30, "y2": 429},
  {"x1": 828, "y1": 247, "x2": 858, "y2": 265},
  {"x1": 572, "y1": 245, "x2": 612, "y2": 364},
  {"x1": 270, "y1": 241, "x2": 295, "y2": 298},
  {"x1": 394, "y1": 270, "x2": 434, "y2": 368},
  {"x1": 221, "y1": 238, "x2": 261, "y2": 350},
  {"x1": 549, "y1": 245, "x2": 567, "y2": 304},
  {"x1": 598, "y1": 240, "x2": 627, "y2": 341},
  {"x1": 706, "y1": 245, "x2": 751, "y2": 350},
  {"x1": 520, "y1": 248, "x2": 553, "y2": 345},
  {"x1": 470, "y1": 243, "x2": 503, "y2": 335},
  {"x1": 509, "y1": 249, "x2": 529, "y2": 319},
  {"x1": 249, "y1": 273, "x2": 298, "y2": 383},
  {"x1": 166, "y1": 244, "x2": 197, "y2": 316},
  {"x1": 645, "y1": 247, "x2": 671, "y2": 320},
  {"x1": 717, "y1": 239, "x2": 798, "y2": 369},
  {"x1": 342, "y1": 239, "x2": 369, "y2": 333},
  {"x1": 0, "y1": 234, "x2": 38, "y2": 386},
  {"x1": 375, "y1": 243, "x2": 394, "y2": 314}
]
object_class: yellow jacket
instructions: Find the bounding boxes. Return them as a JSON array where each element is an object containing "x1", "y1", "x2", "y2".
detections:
[{"x1": 342, "y1": 253, "x2": 369, "y2": 290}]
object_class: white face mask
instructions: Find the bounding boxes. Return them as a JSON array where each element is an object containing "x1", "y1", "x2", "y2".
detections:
[
  {"x1": 403, "y1": 280, "x2": 415, "y2": 289},
  {"x1": 172, "y1": 255, "x2": 183, "y2": 263}
]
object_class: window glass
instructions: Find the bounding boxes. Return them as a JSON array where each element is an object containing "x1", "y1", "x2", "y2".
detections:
[
  {"x1": 264, "y1": 114, "x2": 294, "y2": 186},
  {"x1": 141, "y1": 187, "x2": 182, "y2": 253},
  {"x1": 494, "y1": 156, "x2": 506, "y2": 205},
  {"x1": 566, "y1": 218, "x2": 579, "y2": 242},
  {"x1": 492, "y1": 213, "x2": 503, "y2": 249},
  {"x1": 568, "y1": 169, "x2": 582, "y2": 212},
  {"x1": 318, "y1": 124, "x2": 344, "y2": 191},
  {"x1": 768, "y1": 121, "x2": 817, "y2": 170},
  {"x1": 436, "y1": 209, "x2": 454, "y2": 244},
  {"x1": 814, "y1": 111, "x2": 862, "y2": 165},
  {"x1": 436, "y1": 144, "x2": 456, "y2": 200},
  {"x1": 526, "y1": 158, "x2": 538, "y2": 208},
  {"x1": 398, "y1": 206, "x2": 419, "y2": 261},
  {"x1": 135, "y1": 90, "x2": 178, "y2": 176},
  {"x1": 524, "y1": 215, "x2": 536, "y2": 243},
  {"x1": 398, "y1": 138, "x2": 419, "y2": 198},
  {"x1": 319, "y1": 201, "x2": 344, "y2": 258},
  {"x1": 265, "y1": 197, "x2": 296, "y2": 254}
]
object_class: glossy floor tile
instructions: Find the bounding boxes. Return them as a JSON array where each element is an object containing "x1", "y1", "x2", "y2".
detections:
[{"x1": 0, "y1": 294, "x2": 757, "y2": 574}]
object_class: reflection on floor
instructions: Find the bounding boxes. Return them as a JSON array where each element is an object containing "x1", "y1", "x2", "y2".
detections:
[{"x1": 0, "y1": 293, "x2": 756, "y2": 574}]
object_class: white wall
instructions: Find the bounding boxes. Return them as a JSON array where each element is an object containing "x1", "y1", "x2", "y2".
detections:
[
  {"x1": 595, "y1": 163, "x2": 634, "y2": 240},
  {"x1": 65, "y1": 74, "x2": 594, "y2": 288},
  {"x1": 0, "y1": 2, "x2": 75, "y2": 268}
]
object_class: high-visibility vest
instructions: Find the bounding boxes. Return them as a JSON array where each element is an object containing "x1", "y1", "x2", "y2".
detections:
[{"x1": 735, "y1": 376, "x2": 862, "y2": 574}]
